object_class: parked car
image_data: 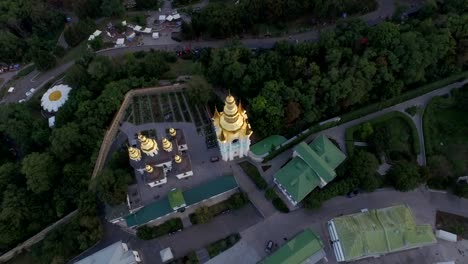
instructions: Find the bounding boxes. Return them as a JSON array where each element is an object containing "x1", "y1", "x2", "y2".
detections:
[
  {"x1": 346, "y1": 190, "x2": 359, "y2": 198},
  {"x1": 265, "y1": 240, "x2": 274, "y2": 253},
  {"x1": 18, "y1": 99, "x2": 26, "y2": 103},
  {"x1": 29, "y1": 88, "x2": 35, "y2": 93},
  {"x1": 25, "y1": 91, "x2": 32, "y2": 97},
  {"x1": 210, "y1": 156, "x2": 220, "y2": 162}
]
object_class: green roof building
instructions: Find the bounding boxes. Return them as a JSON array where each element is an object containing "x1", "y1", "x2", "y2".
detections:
[
  {"x1": 168, "y1": 188, "x2": 186, "y2": 210},
  {"x1": 328, "y1": 205, "x2": 437, "y2": 262},
  {"x1": 274, "y1": 135, "x2": 346, "y2": 205},
  {"x1": 125, "y1": 176, "x2": 238, "y2": 228},
  {"x1": 258, "y1": 229, "x2": 326, "y2": 264}
]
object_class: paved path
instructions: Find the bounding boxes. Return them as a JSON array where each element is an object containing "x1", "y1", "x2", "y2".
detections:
[
  {"x1": 231, "y1": 162, "x2": 277, "y2": 218},
  {"x1": 211, "y1": 188, "x2": 468, "y2": 264}
]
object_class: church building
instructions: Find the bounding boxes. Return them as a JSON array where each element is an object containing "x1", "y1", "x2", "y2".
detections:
[{"x1": 212, "y1": 94, "x2": 253, "y2": 161}]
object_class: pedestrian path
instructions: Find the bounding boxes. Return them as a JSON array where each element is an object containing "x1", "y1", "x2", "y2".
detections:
[{"x1": 196, "y1": 248, "x2": 210, "y2": 263}]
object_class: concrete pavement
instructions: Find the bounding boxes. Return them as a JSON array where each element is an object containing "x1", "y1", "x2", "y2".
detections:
[{"x1": 211, "y1": 188, "x2": 468, "y2": 264}]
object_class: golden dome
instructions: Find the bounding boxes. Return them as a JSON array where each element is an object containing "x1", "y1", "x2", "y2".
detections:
[
  {"x1": 162, "y1": 138, "x2": 173, "y2": 152},
  {"x1": 128, "y1": 146, "x2": 142, "y2": 161},
  {"x1": 169, "y1": 128, "x2": 177, "y2": 137},
  {"x1": 138, "y1": 133, "x2": 158, "y2": 153},
  {"x1": 145, "y1": 164, "x2": 154, "y2": 173},
  {"x1": 174, "y1": 155, "x2": 182, "y2": 163}
]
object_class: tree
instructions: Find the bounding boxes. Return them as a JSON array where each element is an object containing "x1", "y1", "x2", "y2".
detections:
[
  {"x1": 348, "y1": 150, "x2": 380, "y2": 191},
  {"x1": 186, "y1": 76, "x2": 214, "y2": 105},
  {"x1": 0, "y1": 163, "x2": 23, "y2": 193},
  {"x1": 101, "y1": 0, "x2": 125, "y2": 17},
  {"x1": 21, "y1": 152, "x2": 59, "y2": 194},
  {"x1": 50, "y1": 122, "x2": 83, "y2": 161},
  {"x1": 143, "y1": 52, "x2": 170, "y2": 78},
  {"x1": 87, "y1": 56, "x2": 114, "y2": 82},
  {"x1": 0, "y1": 31, "x2": 26, "y2": 63},
  {"x1": 97, "y1": 169, "x2": 132, "y2": 205},
  {"x1": 65, "y1": 64, "x2": 91, "y2": 89},
  {"x1": 193, "y1": 206, "x2": 214, "y2": 224},
  {"x1": 135, "y1": 0, "x2": 159, "y2": 9},
  {"x1": 387, "y1": 161, "x2": 422, "y2": 191},
  {"x1": 455, "y1": 183, "x2": 468, "y2": 198},
  {"x1": 357, "y1": 122, "x2": 374, "y2": 140},
  {"x1": 89, "y1": 37, "x2": 104, "y2": 51},
  {"x1": 32, "y1": 49, "x2": 56, "y2": 71}
]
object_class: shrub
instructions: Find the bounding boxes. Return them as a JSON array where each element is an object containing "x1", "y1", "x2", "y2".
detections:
[
  {"x1": 303, "y1": 178, "x2": 359, "y2": 209},
  {"x1": 272, "y1": 198, "x2": 289, "y2": 213},
  {"x1": 265, "y1": 188, "x2": 277, "y2": 200},
  {"x1": 190, "y1": 192, "x2": 250, "y2": 224},
  {"x1": 239, "y1": 161, "x2": 268, "y2": 190},
  {"x1": 136, "y1": 218, "x2": 183, "y2": 240},
  {"x1": 226, "y1": 192, "x2": 249, "y2": 209},
  {"x1": 207, "y1": 233, "x2": 240, "y2": 258}
]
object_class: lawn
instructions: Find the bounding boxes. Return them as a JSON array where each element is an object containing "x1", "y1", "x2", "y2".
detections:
[
  {"x1": 346, "y1": 111, "x2": 419, "y2": 161},
  {"x1": 424, "y1": 89, "x2": 468, "y2": 178},
  {"x1": 436, "y1": 211, "x2": 468, "y2": 239},
  {"x1": 163, "y1": 59, "x2": 201, "y2": 79}
]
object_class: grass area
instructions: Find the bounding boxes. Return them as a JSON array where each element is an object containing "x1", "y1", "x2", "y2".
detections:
[
  {"x1": 424, "y1": 88, "x2": 468, "y2": 178},
  {"x1": 189, "y1": 192, "x2": 249, "y2": 225},
  {"x1": 263, "y1": 70, "x2": 468, "y2": 162},
  {"x1": 239, "y1": 161, "x2": 268, "y2": 190},
  {"x1": 163, "y1": 59, "x2": 201, "y2": 79},
  {"x1": 207, "y1": 233, "x2": 241, "y2": 258},
  {"x1": 136, "y1": 218, "x2": 183, "y2": 240},
  {"x1": 345, "y1": 111, "x2": 419, "y2": 161},
  {"x1": 436, "y1": 211, "x2": 468, "y2": 239}
]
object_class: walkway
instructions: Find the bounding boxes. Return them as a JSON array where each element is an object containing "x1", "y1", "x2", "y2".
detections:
[{"x1": 231, "y1": 162, "x2": 277, "y2": 218}]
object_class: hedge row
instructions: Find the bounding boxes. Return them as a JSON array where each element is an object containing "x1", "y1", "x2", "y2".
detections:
[
  {"x1": 263, "y1": 71, "x2": 468, "y2": 161},
  {"x1": 239, "y1": 161, "x2": 268, "y2": 189},
  {"x1": 264, "y1": 187, "x2": 290, "y2": 213},
  {"x1": 136, "y1": 218, "x2": 183, "y2": 240},
  {"x1": 207, "y1": 233, "x2": 241, "y2": 258},
  {"x1": 190, "y1": 192, "x2": 249, "y2": 224}
]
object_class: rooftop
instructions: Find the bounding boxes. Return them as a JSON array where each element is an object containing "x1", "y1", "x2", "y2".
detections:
[
  {"x1": 74, "y1": 241, "x2": 136, "y2": 264},
  {"x1": 329, "y1": 205, "x2": 437, "y2": 262},
  {"x1": 259, "y1": 229, "x2": 324, "y2": 264},
  {"x1": 250, "y1": 135, "x2": 287, "y2": 156}
]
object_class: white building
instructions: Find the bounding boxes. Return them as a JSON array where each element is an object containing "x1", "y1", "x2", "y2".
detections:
[
  {"x1": 74, "y1": 241, "x2": 141, "y2": 264},
  {"x1": 212, "y1": 94, "x2": 253, "y2": 161}
]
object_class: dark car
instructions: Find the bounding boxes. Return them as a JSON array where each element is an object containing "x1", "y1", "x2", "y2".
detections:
[
  {"x1": 346, "y1": 190, "x2": 359, "y2": 198},
  {"x1": 210, "y1": 156, "x2": 219, "y2": 162},
  {"x1": 265, "y1": 240, "x2": 274, "y2": 253}
]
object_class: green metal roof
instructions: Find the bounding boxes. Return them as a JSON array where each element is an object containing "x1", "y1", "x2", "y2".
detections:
[
  {"x1": 332, "y1": 205, "x2": 436, "y2": 261},
  {"x1": 309, "y1": 135, "x2": 346, "y2": 170},
  {"x1": 259, "y1": 229, "x2": 324, "y2": 264},
  {"x1": 168, "y1": 188, "x2": 186, "y2": 209},
  {"x1": 251, "y1": 135, "x2": 288, "y2": 155},
  {"x1": 184, "y1": 175, "x2": 238, "y2": 206},
  {"x1": 294, "y1": 142, "x2": 336, "y2": 183},
  {"x1": 125, "y1": 197, "x2": 174, "y2": 228},
  {"x1": 274, "y1": 157, "x2": 321, "y2": 203}
]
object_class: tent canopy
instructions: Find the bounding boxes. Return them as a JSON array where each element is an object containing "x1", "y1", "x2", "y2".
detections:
[
  {"x1": 160, "y1": 248, "x2": 174, "y2": 262},
  {"x1": 116, "y1": 38, "x2": 125, "y2": 45}
]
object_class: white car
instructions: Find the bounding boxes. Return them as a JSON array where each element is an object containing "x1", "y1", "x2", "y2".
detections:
[
  {"x1": 29, "y1": 88, "x2": 36, "y2": 93},
  {"x1": 7, "y1": 87, "x2": 15, "y2": 93},
  {"x1": 132, "y1": 251, "x2": 141, "y2": 262},
  {"x1": 25, "y1": 91, "x2": 32, "y2": 97},
  {"x1": 18, "y1": 99, "x2": 26, "y2": 103}
]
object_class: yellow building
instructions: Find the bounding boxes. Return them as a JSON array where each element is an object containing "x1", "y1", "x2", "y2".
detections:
[{"x1": 212, "y1": 94, "x2": 253, "y2": 161}]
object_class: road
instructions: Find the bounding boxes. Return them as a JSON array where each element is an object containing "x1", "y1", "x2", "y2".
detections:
[
  {"x1": 211, "y1": 188, "x2": 468, "y2": 264},
  {"x1": 0, "y1": 0, "x2": 421, "y2": 104}
]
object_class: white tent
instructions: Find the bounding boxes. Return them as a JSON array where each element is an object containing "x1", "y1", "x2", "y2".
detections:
[
  {"x1": 152, "y1": 32, "x2": 159, "y2": 39},
  {"x1": 41, "y1": 84, "x2": 72, "y2": 113},
  {"x1": 133, "y1": 25, "x2": 142, "y2": 32},
  {"x1": 115, "y1": 38, "x2": 125, "y2": 47},
  {"x1": 173, "y1": 14, "x2": 181, "y2": 20},
  {"x1": 159, "y1": 15, "x2": 166, "y2": 21},
  {"x1": 88, "y1": 35, "x2": 95, "y2": 41},
  {"x1": 7, "y1": 87, "x2": 14, "y2": 93},
  {"x1": 122, "y1": 20, "x2": 127, "y2": 26},
  {"x1": 142, "y1": 27, "x2": 152, "y2": 33},
  {"x1": 160, "y1": 248, "x2": 174, "y2": 262},
  {"x1": 166, "y1": 15, "x2": 174, "y2": 21},
  {"x1": 93, "y1": 30, "x2": 102, "y2": 37}
]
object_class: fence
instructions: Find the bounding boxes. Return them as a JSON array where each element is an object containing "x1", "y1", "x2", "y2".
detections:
[{"x1": 89, "y1": 84, "x2": 187, "y2": 190}]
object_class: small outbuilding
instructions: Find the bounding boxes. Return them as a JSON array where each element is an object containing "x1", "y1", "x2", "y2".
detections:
[{"x1": 115, "y1": 38, "x2": 125, "y2": 47}]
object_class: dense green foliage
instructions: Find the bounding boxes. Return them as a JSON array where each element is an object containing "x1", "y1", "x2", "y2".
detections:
[
  {"x1": 0, "y1": 51, "x2": 174, "y2": 255},
  {"x1": 199, "y1": 12, "x2": 467, "y2": 138},
  {"x1": 137, "y1": 218, "x2": 183, "y2": 240},
  {"x1": 347, "y1": 150, "x2": 381, "y2": 192},
  {"x1": 190, "y1": 192, "x2": 249, "y2": 224},
  {"x1": 186, "y1": 76, "x2": 214, "y2": 105},
  {"x1": 387, "y1": 161, "x2": 425, "y2": 191},
  {"x1": 184, "y1": 0, "x2": 377, "y2": 38},
  {"x1": 272, "y1": 197, "x2": 289, "y2": 213},
  {"x1": 64, "y1": 19, "x2": 95, "y2": 47},
  {"x1": 207, "y1": 233, "x2": 240, "y2": 258},
  {"x1": 239, "y1": 161, "x2": 268, "y2": 190}
]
